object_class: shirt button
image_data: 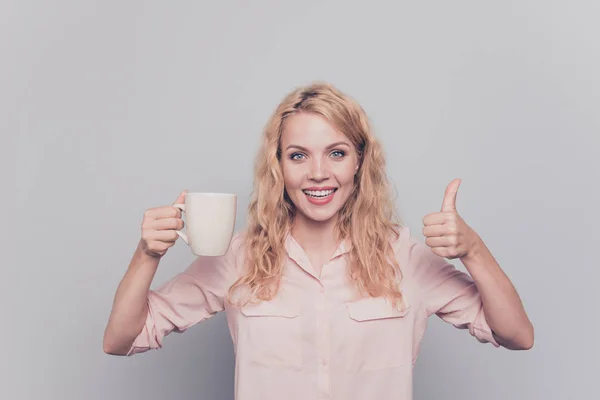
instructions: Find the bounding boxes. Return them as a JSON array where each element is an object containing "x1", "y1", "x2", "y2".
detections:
[
  {"x1": 321, "y1": 358, "x2": 328, "y2": 366},
  {"x1": 319, "y1": 286, "x2": 325, "y2": 293}
]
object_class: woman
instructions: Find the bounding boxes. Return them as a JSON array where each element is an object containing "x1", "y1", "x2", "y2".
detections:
[{"x1": 103, "y1": 82, "x2": 534, "y2": 400}]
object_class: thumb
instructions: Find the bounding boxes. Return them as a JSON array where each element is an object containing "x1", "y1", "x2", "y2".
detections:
[
  {"x1": 441, "y1": 179, "x2": 461, "y2": 212},
  {"x1": 173, "y1": 190, "x2": 188, "y2": 205}
]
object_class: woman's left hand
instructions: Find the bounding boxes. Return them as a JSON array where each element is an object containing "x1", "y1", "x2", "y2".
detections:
[{"x1": 422, "y1": 178, "x2": 482, "y2": 260}]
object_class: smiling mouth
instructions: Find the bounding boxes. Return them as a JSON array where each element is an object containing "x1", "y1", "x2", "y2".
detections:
[{"x1": 302, "y1": 188, "x2": 337, "y2": 198}]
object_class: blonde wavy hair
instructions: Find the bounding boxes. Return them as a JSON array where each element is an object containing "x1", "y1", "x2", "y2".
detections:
[{"x1": 228, "y1": 82, "x2": 406, "y2": 309}]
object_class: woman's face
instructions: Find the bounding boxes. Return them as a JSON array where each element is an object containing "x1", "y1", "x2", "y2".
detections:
[{"x1": 280, "y1": 112, "x2": 359, "y2": 225}]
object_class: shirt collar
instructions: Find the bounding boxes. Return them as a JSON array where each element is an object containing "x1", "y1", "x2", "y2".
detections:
[{"x1": 284, "y1": 232, "x2": 352, "y2": 264}]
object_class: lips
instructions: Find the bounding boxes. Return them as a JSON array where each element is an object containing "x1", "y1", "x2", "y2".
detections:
[
  {"x1": 303, "y1": 188, "x2": 336, "y2": 197},
  {"x1": 302, "y1": 188, "x2": 337, "y2": 205}
]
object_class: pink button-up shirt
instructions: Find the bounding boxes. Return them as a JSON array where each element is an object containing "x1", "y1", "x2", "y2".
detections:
[{"x1": 128, "y1": 226, "x2": 499, "y2": 400}]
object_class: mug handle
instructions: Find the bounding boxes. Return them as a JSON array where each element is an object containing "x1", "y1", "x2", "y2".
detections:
[{"x1": 173, "y1": 203, "x2": 188, "y2": 245}]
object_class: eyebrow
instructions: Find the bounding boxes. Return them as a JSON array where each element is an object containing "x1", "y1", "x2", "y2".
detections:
[{"x1": 285, "y1": 141, "x2": 351, "y2": 152}]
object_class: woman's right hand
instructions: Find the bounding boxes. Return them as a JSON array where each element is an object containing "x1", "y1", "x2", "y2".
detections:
[{"x1": 139, "y1": 190, "x2": 188, "y2": 258}]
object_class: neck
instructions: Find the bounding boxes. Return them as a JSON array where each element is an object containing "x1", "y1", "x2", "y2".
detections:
[{"x1": 290, "y1": 213, "x2": 340, "y2": 257}]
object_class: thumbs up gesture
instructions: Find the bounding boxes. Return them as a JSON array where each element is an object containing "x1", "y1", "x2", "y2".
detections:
[{"x1": 422, "y1": 179, "x2": 481, "y2": 260}]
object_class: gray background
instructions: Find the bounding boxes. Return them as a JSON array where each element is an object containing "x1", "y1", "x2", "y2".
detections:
[{"x1": 3, "y1": 1, "x2": 598, "y2": 399}]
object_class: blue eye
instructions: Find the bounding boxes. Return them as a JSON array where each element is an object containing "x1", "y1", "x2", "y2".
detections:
[
  {"x1": 331, "y1": 150, "x2": 345, "y2": 158},
  {"x1": 290, "y1": 152, "x2": 305, "y2": 160}
]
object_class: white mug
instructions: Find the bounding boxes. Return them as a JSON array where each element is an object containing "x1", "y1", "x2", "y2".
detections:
[{"x1": 173, "y1": 192, "x2": 237, "y2": 256}]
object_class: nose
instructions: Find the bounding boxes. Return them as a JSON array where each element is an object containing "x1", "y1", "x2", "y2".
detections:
[{"x1": 308, "y1": 159, "x2": 330, "y2": 182}]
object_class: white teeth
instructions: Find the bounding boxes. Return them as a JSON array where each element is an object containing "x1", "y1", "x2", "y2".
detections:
[{"x1": 303, "y1": 189, "x2": 335, "y2": 198}]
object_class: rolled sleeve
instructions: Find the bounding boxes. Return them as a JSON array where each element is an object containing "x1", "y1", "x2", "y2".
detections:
[
  {"x1": 127, "y1": 232, "x2": 243, "y2": 356},
  {"x1": 408, "y1": 236, "x2": 500, "y2": 348}
]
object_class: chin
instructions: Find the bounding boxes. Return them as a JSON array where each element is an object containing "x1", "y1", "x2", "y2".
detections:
[
  {"x1": 298, "y1": 201, "x2": 342, "y2": 223},
  {"x1": 302, "y1": 210, "x2": 338, "y2": 223}
]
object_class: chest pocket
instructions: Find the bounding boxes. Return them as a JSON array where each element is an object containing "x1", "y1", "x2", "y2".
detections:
[
  {"x1": 239, "y1": 299, "x2": 303, "y2": 370},
  {"x1": 344, "y1": 296, "x2": 412, "y2": 371}
]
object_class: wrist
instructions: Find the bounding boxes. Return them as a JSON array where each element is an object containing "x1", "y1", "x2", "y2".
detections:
[
  {"x1": 461, "y1": 234, "x2": 484, "y2": 263},
  {"x1": 136, "y1": 240, "x2": 163, "y2": 264}
]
